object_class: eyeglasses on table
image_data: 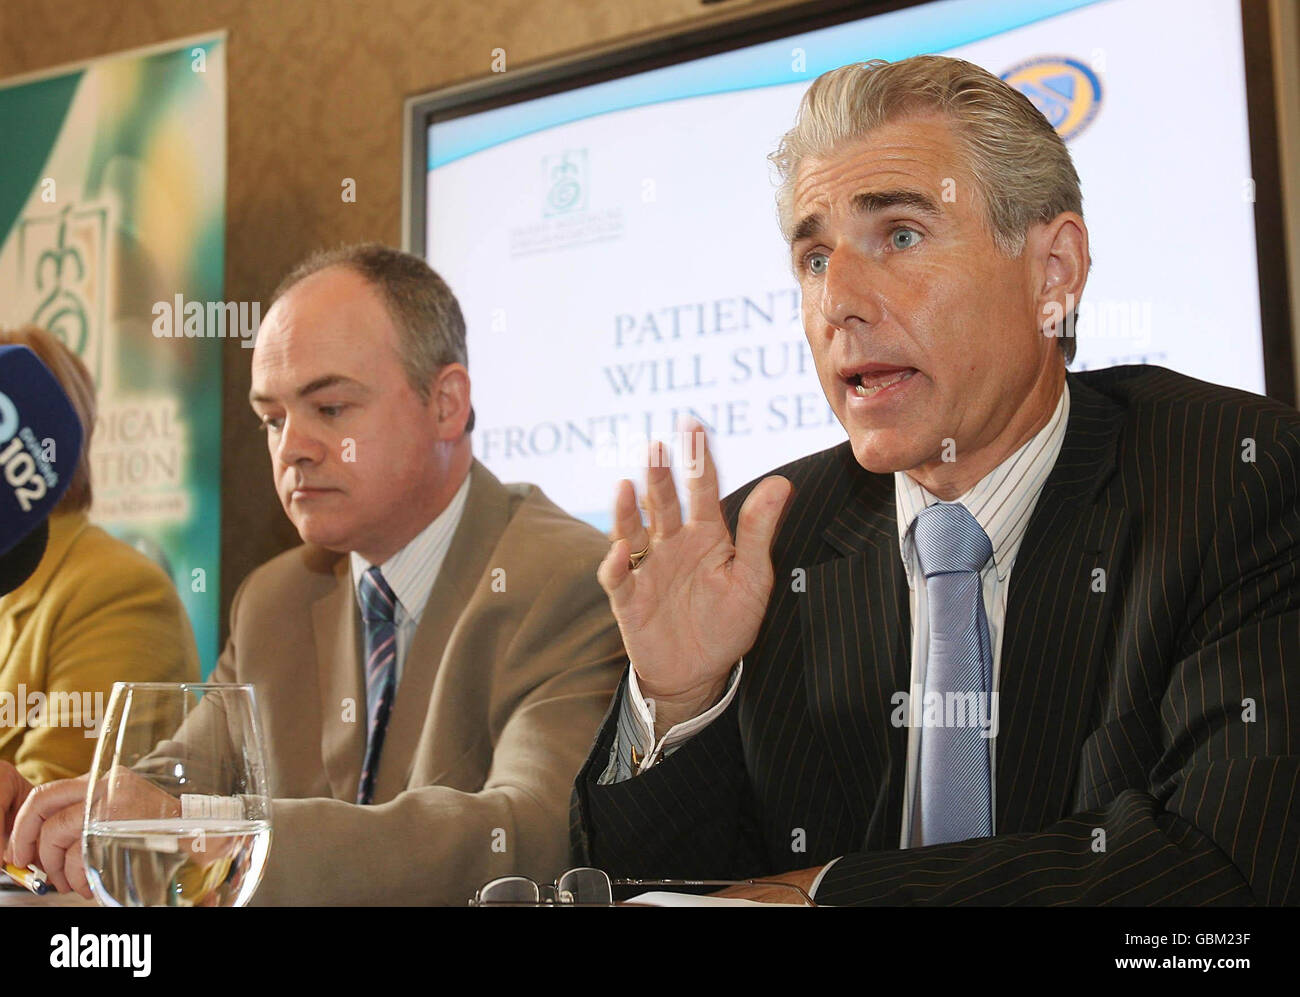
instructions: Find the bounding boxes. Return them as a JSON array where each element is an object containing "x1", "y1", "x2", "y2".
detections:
[{"x1": 470, "y1": 867, "x2": 816, "y2": 906}]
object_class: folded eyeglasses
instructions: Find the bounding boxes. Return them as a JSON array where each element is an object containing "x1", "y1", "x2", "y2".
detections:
[{"x1": 470, "y1": 867, "x2": 816, "y2": 906}]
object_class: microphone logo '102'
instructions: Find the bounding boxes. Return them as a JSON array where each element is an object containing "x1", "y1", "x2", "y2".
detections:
[
  {"x1": 0, "y1": 390, "x2": 55, "y2": 514},
  {"x1": 0, "y1": 346, "x2": 82, "y2": 541}
]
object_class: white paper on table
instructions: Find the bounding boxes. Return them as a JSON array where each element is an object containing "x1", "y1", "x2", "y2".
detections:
[{"x1": 623, "y1": 891, "x2": 803, "y2": 907}]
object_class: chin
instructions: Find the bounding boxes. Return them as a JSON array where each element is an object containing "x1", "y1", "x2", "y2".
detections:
[
  {"x1": 290, "y1": 515, "x2": 351, "y2": 552},
  {"x1": 849, "y1": 434, "x2": 928, "y2": 476}
]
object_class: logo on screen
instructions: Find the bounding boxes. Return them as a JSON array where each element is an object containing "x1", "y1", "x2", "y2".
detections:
[
  {"x1": 1000, "y1": 57, "x2": 1102, "y2": 142},
  {"x1": 542, "y1": 149, "x2": 588, "y2": 216}
]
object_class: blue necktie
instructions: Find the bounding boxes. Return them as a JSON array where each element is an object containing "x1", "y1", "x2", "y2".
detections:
[
  {"x1": 912, "y1": 502, "x2": 995, "y2": 845},
  {"x1": 356, "y1": 566, "x2": 398, "y2": 805}
]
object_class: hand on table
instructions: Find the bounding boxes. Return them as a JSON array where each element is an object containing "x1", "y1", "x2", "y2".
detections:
[
  {"x1": 710, "y1": 865, "x2": 824, "y2": 905},
  {"x1": 3, "y1": 766, "x2": 180, "y2": 898},
  {"x1": 0, "y1": 760, "x2": 35, "y2": 854},
  {"x1": 597, "y1": 419, "x2": 792, "y2": 738}
]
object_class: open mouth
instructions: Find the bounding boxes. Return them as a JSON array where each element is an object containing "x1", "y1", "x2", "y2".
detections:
[{"x1": 845, "y1": 366, "x2": 917, "y2": 398}]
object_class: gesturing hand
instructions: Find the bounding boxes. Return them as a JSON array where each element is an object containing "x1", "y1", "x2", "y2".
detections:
[{"x1": 597, "y1": 420, "x2": 792, "y2": 732}]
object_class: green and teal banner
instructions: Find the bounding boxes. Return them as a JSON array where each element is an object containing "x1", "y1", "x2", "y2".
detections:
[{"x1": 0, "y1": 34, "x2": 227, "y2": 674}]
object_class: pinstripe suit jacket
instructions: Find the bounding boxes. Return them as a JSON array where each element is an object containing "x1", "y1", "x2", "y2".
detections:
[{"x1": 572, "y1": 365, "x2": 1300, "y2": 904}]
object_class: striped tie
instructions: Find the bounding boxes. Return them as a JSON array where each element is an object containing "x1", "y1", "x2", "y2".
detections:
[
  {"x1": 356, "y1": 566, "x2": 398, "y2": 805},
  {"x1": 912, "y1": 502, "x2": 995, "y2": 845}
]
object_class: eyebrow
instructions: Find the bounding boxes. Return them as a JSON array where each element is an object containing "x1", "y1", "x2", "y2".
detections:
[
  {"x1": 249, "y1": 374, "x2": 367, "y2": 405},
  {"x1": 789, "y1": 188, "x2": 943, "y2": 245}
]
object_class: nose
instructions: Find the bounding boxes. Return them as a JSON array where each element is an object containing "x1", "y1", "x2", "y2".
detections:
[
  {"x1": 273, "y1": 412, "x2": 327, "y2": 471},
  {"x1": 818, "y1": 247, "x2": 885, "y2": 333}
]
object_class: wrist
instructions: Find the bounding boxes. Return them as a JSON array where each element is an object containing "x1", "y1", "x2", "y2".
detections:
[{"x1": 637, "y1": 672, "x2": 731, "y2": 739}]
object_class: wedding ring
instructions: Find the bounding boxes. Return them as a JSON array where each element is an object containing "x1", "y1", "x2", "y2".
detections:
[{"x1": 628, "y1": 543, "x2": 651, "y2": 570}]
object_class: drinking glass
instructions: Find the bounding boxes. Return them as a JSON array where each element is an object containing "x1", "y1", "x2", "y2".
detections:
[{"x1": 82, "y1": 682, "x2": 272, "y2": 907}]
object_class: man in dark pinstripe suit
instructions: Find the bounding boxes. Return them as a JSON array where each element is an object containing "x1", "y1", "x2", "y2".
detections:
[{"x1": 571, "y1": 55, "x2": 1300, "y2": 904}]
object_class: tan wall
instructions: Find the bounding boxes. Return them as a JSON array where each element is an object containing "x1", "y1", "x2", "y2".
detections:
[{"x1": 0, "y1": 0, "x2": 802, "y2": 645}]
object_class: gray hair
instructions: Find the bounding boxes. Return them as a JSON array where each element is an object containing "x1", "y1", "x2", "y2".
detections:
[
  {"x1": 271, "y1": 243, "x2": 475, "y2": 430},
  {"x1": 769, "y1": 55, "x2": 1083, "y2": 362}
]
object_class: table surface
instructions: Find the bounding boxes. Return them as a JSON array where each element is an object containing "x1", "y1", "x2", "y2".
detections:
[{"x1": 0, "y1": 885, "x2": 97, "y2": 907}]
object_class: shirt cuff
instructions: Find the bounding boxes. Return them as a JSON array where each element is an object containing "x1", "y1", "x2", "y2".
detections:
[
  {"x1": 808, "y1": 855, "x2": 842, "y2": 900},
  {"x1": 597, "y1": 661, "x2": 742, "y2": 784}
]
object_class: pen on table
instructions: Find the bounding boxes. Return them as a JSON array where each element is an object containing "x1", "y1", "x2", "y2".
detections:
[{"x1": 2, "y1": 862, "x2": 49, "y2": 896}]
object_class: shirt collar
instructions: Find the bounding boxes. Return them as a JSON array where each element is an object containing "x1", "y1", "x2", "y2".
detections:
[
  {"x1": 895, "y1": 381, "x2": 1070, "y2": 583},
  {"x1": 349, "y1": 472, "x2": 472, "y2": 623}
]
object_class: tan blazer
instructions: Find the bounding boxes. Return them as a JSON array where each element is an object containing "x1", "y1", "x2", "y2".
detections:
[
  {"x1": 0, "y1": 510, "x2": 199, "y2": 783},
  {"x1": 211, "y1": 460, "x2": 623, "y2": 905}
]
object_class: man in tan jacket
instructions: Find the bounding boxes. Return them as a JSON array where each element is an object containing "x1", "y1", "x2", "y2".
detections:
[{"x1": 1, "y1": 244, "x2": 623, "y2": 905}]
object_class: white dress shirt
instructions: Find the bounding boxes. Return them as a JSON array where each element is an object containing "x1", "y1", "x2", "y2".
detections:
[
  {"x1": 348, "y1": 473, "x2": 471, "y2": 688},
  {"x1": 602, "y1": 382, "x2": 1070, "y2": 894}
]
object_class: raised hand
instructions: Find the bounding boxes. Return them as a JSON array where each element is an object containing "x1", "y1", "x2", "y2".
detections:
[{"x1": 596, "y1": 420, "x2": 791, "y2": 732}]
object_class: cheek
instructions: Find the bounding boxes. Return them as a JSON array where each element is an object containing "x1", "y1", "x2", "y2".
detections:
[
  {"x1": 328, "y1": 422, "x2": 384, "y2": 471},
  {"x1": 801, "y1": 301, "x2": 835, "y2": 372},
  {"x1": 268, "y1": 444, "x2": 289, "y2": 481},
  {"x1": 346, "y1": 439, "x2": 405, "y2": 501},
  {"x1": 907, "y1": 275, "x2": 992, "y2": 365},
  {"x1": 807, "y1": 342, "x2": 841, "y2": 398}
]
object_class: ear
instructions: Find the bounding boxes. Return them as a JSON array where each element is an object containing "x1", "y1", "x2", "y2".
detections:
[
  {"x1": 429, "y1": 363, "x2": 472, "y2": 440},
  {"x1": 1028, "y1": 211, "x2": 1089, "y2": 339}
]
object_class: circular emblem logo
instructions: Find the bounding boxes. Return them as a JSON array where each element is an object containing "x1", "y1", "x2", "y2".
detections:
[{"x1": 1001, "y1": 56, "x2": 1103, "y2": 142}]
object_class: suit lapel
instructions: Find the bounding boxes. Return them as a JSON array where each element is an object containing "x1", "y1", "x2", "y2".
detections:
[
  {"x1": 371, "y1": 460, "x2": 512, "y2": 802},
  {"x1": 799, "y1": 460, "x2": 911, "y2": 848},
  {"x1": 996, "y1": 373, "x2": 1130, "y2": 832},
  {"x1": 314, "y1": 555, "x2": 366, "y2": 801}
]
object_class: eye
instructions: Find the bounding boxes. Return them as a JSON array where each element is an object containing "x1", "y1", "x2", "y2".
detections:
[
  {"x1": 890, "y1": 227, "x2": 923, "y2": 251},
  {"x1": 318, "y1": 404, "x2": 346, "y2": 418},
  {"x1": 803, "y1": 251, "x2": 829, "y2": 276},
  {"x1": 258, "y1": 415, "x2": 283, "y2": 433}
]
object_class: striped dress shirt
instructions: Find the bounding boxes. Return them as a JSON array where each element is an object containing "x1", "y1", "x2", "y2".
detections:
[{"x1": 349, "y1": 473, "x2": 470, "y2": 689}]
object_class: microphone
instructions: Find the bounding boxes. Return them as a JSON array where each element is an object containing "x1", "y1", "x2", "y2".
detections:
[
  {"x1": 0, "y1": 345, "x2": 84, "y2": 595},
  {"x1": 1, "y1": 521, "x2": 49, "y2": 595}
]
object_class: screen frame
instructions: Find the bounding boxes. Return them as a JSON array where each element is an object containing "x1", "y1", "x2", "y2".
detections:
[{"x1": 402, "y1": 0, "x2": 1296, "y2": 404}]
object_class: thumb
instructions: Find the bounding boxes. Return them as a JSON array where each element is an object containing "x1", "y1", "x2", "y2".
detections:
[{"x1": 732, "y1": 475, "x2": 792, "y2": 583}]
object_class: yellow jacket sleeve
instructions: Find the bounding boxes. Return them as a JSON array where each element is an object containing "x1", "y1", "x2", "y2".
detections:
[{"x1": 0, "y1": 513, "x2": 200, "y2": 784}]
